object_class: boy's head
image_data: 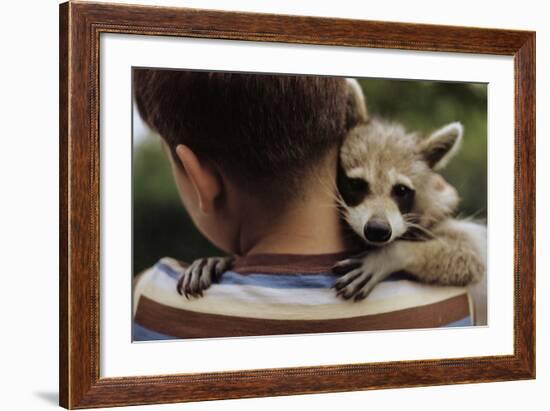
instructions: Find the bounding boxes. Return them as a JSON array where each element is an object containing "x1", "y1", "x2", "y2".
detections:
[{"x1": 134, "y1": 70, "x2": 357, "y2": 254}]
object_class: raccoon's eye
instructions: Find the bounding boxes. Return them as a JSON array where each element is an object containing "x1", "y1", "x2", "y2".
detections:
[
  {"x1": 393, "y1": 184, "x2": 413, "y2": 198},
  {"x1": 348, "y1": 178, "x2": 369, "y2": 195},
  {"x1": 392, "y1": 183, "x2": 415, "y2": 213},
  {"x1": 338, "y1": 175, "x2": 369, "y2": 207}
]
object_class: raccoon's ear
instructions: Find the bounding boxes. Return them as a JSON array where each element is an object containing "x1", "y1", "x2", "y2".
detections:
[
  {"x1": 418, "y1": 122, "x2": 463, "y2": 170},
  {"x1": 345, "y1": 78, "x2": 368, "y2": 129}
]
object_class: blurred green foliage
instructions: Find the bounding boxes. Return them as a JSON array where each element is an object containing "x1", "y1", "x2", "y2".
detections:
[{"x1": 133, "y1": 78, "x2": 487, "y2": 274}]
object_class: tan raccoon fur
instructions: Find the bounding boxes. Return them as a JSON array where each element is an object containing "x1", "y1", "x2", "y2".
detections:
[{"x1": 333, "y1": 89, "x2": 486, "y2": 303}]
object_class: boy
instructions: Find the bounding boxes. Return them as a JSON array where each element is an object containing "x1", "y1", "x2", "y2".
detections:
[{"x1": 132, "y1": 70, "x2": 474, "y2": 340}]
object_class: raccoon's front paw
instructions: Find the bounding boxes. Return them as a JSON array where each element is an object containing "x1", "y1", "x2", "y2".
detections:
[
  {"x1": 177, "y1": 256, "x2": 232, "y2": 299},
  {"x1": 331, "y1": 253, "x2": 394, "y2": 301}
]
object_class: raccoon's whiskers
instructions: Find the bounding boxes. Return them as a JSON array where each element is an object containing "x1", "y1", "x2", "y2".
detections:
[
  {"x1": 402, "y1": 212, "x2": 421, "y2": 222},
  {"x1": 457, "y1": 208, "x2": 486, "y2": 223},
  {"x1": 404, "y1": 221, "x2": 433, "y2": 236},
  {"x1": 311, "y1": 169, "x2": 342, "y2": 204},
  {"x1": 403, "y1": 212, "x2": 441, "y2": 227},
  {"x1": 404, "y1": 221, "x2": 448, "y2": 246},
  {"x1": 312, "y1": 173, "x2": 348, "y2": 211}
]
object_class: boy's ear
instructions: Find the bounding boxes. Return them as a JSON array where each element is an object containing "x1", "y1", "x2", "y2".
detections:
[
  {"x1": 175, "y1": 144, "x2": 222, "y2": 214},
  {"x1": 418, "y1": 122, "x2": 463, "y2": 170},
  {"x1": 345, "y1": 78, "x2": 368, "y2": 129}
]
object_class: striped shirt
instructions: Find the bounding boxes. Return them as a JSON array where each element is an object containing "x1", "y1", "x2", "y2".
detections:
[{"x1": 133, "y1": 252, "x2": 473, "y2": 341}]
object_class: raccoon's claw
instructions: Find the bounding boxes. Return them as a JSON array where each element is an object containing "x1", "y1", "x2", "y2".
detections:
[
  {"x1": 333, "y1": 268, "x2": 364, "y2": 291},
  {"x1": 331, "y1": 257, "x2": 363, "y2": 276},
  {"x1": 177, "y1": 256, "x2": 232, "y2": 299},
  {"x1": 333, "y1": 268, "x2": 374, "y2": 300},
  {"x1": 334, "y1": 269, "x2": 388, "y2": 301},
  {"x1": 352, "y1": 273, "x2": 387, "y2": 301},
  {"x1": 332, "y1": 251, "x2": 395, "y2": 301},
  {"x1": 341, "y1": 270, "x2": 391, "y2": 301}
]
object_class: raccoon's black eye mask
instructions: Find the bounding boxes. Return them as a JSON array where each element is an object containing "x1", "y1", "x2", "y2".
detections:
[
  {"x1": 337, "y1": 165, "x2": 369, "y2": 207},
  {"x1": 392, "y1": 183, "x2": 415, "y2": 213}
]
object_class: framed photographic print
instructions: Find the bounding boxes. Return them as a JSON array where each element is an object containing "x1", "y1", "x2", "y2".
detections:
[{"x1": 59, "y1": 1, "x2": 535, "y2": 408}]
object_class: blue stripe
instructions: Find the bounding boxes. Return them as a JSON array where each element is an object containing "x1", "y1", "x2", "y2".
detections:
[
  {"x1": 155, "y1": 262, "x2": 181, "y2": 279},
  {"x1": 221, "y1": 271, "x2": 336, "y2": 289},
  {"x1": 443, "y1": 316, "x2": 473, "y2": 327},
  {"x1": 133, "y1": 322, "x2": 177, "y2": 341}
]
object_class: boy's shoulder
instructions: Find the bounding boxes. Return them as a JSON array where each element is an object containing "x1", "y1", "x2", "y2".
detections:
[
  {"x1": 133, "y1": 257, "x2": 186, "y2": 313},
  {"x1": 135, "y1": 257, "x2": 186, "y2": 283},
  {"x1": 133, "y1": 254, "x2": 474, "y2": 341}
]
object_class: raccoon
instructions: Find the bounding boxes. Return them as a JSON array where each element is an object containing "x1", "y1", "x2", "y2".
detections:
[{"x1": 333, "y1": 115, "x2": 486, "y2": 301}]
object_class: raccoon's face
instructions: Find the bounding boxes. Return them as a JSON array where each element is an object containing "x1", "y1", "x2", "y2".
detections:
[
  {"x1": 337, "y1": 158, "x2": 417, "y2": 245},
  {"x1": 338, "y1": 118, "x2": 463, "y2": 246}
]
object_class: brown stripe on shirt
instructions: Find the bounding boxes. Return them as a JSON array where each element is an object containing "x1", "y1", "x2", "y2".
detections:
[
  {"x1": 134, "y1": 294, "x2": 470, "y2": 339},
  {"x1": 232, "y1": 251, "x2": 360, "y2": 274}
]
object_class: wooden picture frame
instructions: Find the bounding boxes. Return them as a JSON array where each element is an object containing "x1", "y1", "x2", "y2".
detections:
[{"x1": 59, "y1": 1, "x2": 535, "y2": 408}]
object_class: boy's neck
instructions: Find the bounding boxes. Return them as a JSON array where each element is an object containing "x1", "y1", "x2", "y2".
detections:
[{"x1": 237, "y1": 184, "x2": 353, "y2": 257}]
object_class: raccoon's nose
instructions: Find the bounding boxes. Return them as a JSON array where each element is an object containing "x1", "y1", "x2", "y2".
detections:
[{"x1": 364, "y1": 219, "x2": 392, "y2": 243}]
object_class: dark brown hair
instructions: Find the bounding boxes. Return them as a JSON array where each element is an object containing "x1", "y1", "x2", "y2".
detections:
[{"x1": 133, "y1": 69, "x2": 351, "y2": 198}]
